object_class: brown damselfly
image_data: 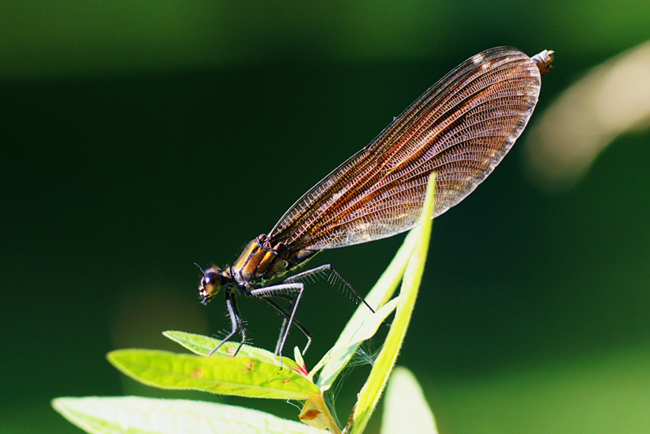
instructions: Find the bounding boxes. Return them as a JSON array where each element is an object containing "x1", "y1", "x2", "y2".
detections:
[{"x1": 199, "y1": 47, "x2": 554, "y2": 359}]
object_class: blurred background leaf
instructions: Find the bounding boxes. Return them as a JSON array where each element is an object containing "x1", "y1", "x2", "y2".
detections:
[
  {"x1": 523, "y1": 41, "x2": 650, "y2": 190},
  {"x1": 2, "y1": 1, "x2": 650, "y2": 433},
  {"x1": 382, "y1": 367, "x2": 438, "y2": 434}
]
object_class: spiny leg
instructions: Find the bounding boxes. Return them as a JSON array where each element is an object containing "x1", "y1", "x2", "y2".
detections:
[
  {"x1": 269, "y1": 297, "x2": 298, "y2": 355},
  {"x1": 260, "y1": 296, "x2": 313, "y2": 355},
  {"x1": 209, "y1": 290, "x2": 246, "y2": 356},
  {"x1": 230, "y1": 293, "x2": 247, "y2": 355},
  {"x1": 284, "y1": 264, "x2": 376, "y2": 314},
  {"x1": 250, "y1": 282, "x2": 304, "y2": 359}
]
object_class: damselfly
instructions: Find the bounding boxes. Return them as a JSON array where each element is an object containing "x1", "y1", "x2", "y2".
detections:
[{"x1": 199, "y1": 47, "x2": 554, "y2": 358}]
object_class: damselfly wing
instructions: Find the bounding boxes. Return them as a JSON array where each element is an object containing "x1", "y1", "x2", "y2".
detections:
[{"x1": 199, "y1": 47, "x2": 554, "y2": 358}]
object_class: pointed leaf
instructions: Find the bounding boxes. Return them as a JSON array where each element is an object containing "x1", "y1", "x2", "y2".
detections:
[
  {"x1": 162, "y1": 331, "x2": 303, "y2": 373},
  {"x1": 313, "y1": 228, "x2": 420, "y2": 390},
  {"x1": 107, "y1": 349, "x2": 320, "y2": 400},
  {"x1": 313, "y1": 296, "x2": 400, "y2": 388},
  {"x1": 381, "y1": 367, "x2": 438, "y2": 434},
  {"x1": 350, "y1": 173, "x2": 435, "y2": 434}
]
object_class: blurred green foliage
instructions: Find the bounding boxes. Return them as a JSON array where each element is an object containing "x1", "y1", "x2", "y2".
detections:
[
  {"x1": 2, "y1": 1, "x2": 650, "y2": 433},
  {"x1": 1, "y1": 0, "x2": 649, "y2": 79}
]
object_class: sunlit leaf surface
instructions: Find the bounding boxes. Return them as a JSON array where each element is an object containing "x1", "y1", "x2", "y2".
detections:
[
  {"x1": 107, "y1": 349, "x2": 320, "y2": 400},
  {"x1": 52, "y1": 396, "x2": 323, "y2": 434}
]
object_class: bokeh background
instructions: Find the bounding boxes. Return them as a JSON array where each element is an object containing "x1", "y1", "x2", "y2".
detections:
[{"x1": 3, "y1": 1, "x2": 650, "y2": 433}]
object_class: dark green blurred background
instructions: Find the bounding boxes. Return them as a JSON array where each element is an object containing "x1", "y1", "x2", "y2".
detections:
[{"x1": 3, "y1": 1, "x2": 650, "y2": 433}]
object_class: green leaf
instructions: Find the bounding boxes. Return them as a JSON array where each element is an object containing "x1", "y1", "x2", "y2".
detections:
[
  {"x1": 52, "y1": 396, "x2": 323, "y2": 434},
  {"x1": 349, "y1": 173, "x2": 436, "y2": 434},
  {"x1": 313, "y1": 296, "x2": 401, "y2": 389},
  {"x1": 162, "y1": 330, "x2": 304, "y2": 374},
  {"x1": 381, "y1": 367, "x2": 438, "y2": 434},
  {"x1": 107, "y1": 349, "x2": 320, "y2": 400},
  {"x1": 313, "y1": 228, "x2": 421, "y2": 391}
]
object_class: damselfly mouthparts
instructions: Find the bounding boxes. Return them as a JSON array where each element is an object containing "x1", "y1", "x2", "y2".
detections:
[{"x1": 199, "y1": 47, "x2": 554, "y2": 358}]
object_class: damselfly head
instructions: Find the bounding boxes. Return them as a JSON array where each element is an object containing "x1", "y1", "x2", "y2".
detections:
[{"x1": 199, "y1": 266, "x2": 227, "y2": 304}]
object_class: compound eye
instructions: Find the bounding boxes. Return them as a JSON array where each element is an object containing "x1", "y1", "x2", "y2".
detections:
[{"x1": 201, "y1": 272, "x2": 222, "y2": 296}]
